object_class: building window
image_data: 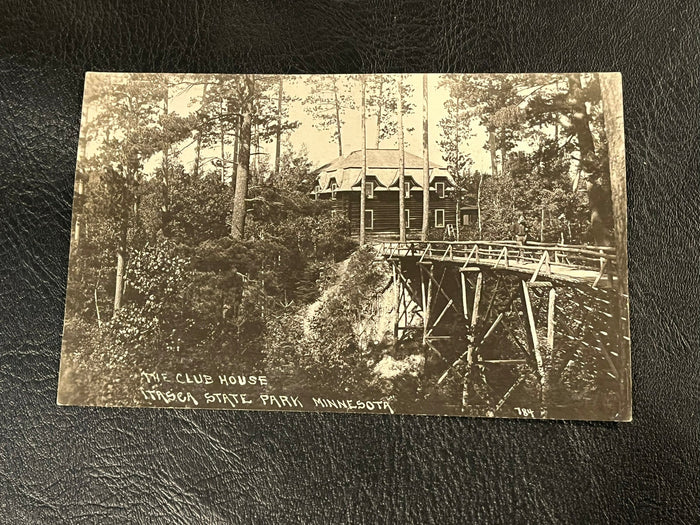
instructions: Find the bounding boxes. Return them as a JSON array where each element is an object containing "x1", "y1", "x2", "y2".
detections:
[
  {"x1": 404, "y1": 209, "x2": 410, "y2": 229},
  {"x1": 314, "y1": 185, "x2": 320, "y2": 200},
  {"x1": 404, "y1": 182, "x2": 411, "y2": 199},
  {"x1": 365, "y1": 181, "x2": 374, "y2": 199},
  {"x1": 463, "y1": 213, "x2": 471, "y2": 226},
  {"x1": 435, "y1": 182, "x2": 445, "y2": 199},
  {"x1": 331, "y1": 182, "x2": 338, "y2": 200},
  {"x1": 364, "y1": 209, "x2": 374, "y2": 230},
  {"x1": 434, "y1": 209, "x2": 445, "y2": 228}
]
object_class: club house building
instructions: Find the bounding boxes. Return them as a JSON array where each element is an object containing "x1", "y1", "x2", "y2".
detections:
[{"x1": 312, "y1": 149, "x2": 464, "y2": 239}]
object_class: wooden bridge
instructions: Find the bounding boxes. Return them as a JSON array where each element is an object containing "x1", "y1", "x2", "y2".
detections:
[{"x1": 378, "y1": 240, "x2": 630, "y2": 420}]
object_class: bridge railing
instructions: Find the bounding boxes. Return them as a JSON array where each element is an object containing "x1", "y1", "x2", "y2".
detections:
[{"x1": 377, "y1": 240, "x2": 618, "y2": 285}]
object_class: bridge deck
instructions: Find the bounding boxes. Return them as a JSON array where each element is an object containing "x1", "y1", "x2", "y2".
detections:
[{"x1": 378, "y1": 241, "x2": 618, "y2": 288}]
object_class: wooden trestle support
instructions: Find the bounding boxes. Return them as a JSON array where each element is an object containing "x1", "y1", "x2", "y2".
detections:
[{"x1": 384, "y1": 244, "x2": 626, "y2": 419}]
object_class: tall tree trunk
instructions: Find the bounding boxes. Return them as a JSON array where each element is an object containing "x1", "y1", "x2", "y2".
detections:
[
  {"x1": 600, "y1": 73, "x2": 628, "y2": 297},
  {"x1": 567, "y1": 73, "x2": 611, "y2": 245},
  {"x1": 455, "y1": 197, "x2": 461, "y2": 239},
  {"x1": 161, "y1": 83, "x2": 171, "y2": 236},
  {"x1": 554, "y1": 79, "x2": 560, "y2": 145},
  {"x1": 219, "y1": 90, "x2": 226, "y2": 184},
  {"x1": 231, "y1": 77, "x2": 254, "y2": 240},
  {"x1": 454, "y1": 96, "x2": 461, "y2": 240},
  {"x1": 488, "y1": 128, "x2": 498, "y2": 177},
  {"x1": 113, "y1": 210, "x2": 128, "y2": 317},
  {"x1": 397, "y1": 75, "x2": 406, "y2": 242},
  {"x1": 601, "y1": 72, "x2": 631, "y2": 421},
  {"x1": 232, "y1": 114, "x2": 240, "y2": 188},
  {"x1": 476, "y1": 171, "x2": 483, "y2": 239},
  {"x1": 500, "y1": 128, "x2": 508, "y2": 178},
  {"x1": 454, "y1": 96, "x2": 461, "y2": 165},
  {"x1": 540, "y1": 205, "x2": 545, "y2": 242},
  {"x1": 375, "y1": 79, "x2": 383, "y2": 149},
  {"x1": 194, "y1": 131, "x2": 203, "y2": 177},
  {"x1": 421, "y1": 74, "x2": 430, "y2": 242},
  {"x1": 113, "y1": 250, "x2": 125, "y2": 315},
  {"x1": 193, "y1": 82, "x2": 209, "y2": 177},
  {"x1": 333, "y1": 80, "x2": 343, "y2": 157},
  {"x1": 254, "y1": 122, "x2": 260, "y2": 186},
  {"x1": 273, "y1": 77, "x2": 283, "y2": 184},
  {"x1": 359, "y1": 77, "x2": 367, "y2": 245}
]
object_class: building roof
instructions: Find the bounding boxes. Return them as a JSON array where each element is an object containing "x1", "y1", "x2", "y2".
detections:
[
  {"x1": 314, "y1": 149, "x2": 453, "y2": 193},
  {"x1": 320, "y1": 149, "x2": 442, "y2": 171}
]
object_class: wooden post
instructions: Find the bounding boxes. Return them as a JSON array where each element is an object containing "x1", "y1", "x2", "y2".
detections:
[
  {"x1": 438, "y1": 311, "x2": 505, "y2": 386},
  {"x1": 484, "y1": 276, "x2": 501, "y2": 322},
  {"x1": 422, "y1": 264, "x2": 433, "y2": 345},
  {"x1": 462, "y1": 271, "x2": 481, "y2": 411},
  {"x1": 530, "y1": 250, "x2": 551, "y2": 283},
  {"x1": 427, "y1": 299, "x2": 454, "y2": 338},
  {"x1": 392, "y1": 263, "x2": 399, "y2": 338},
  {"x1": 401, "y1": 278, "x2": 409, "y2": 338},
  {"x1": 425, "y1": 266, "x2": 433, "y2": 344},
  {"x1": 460, "y1": 271, "x2": 469, "y2": 320},
  {"x1": 521, "y1": 281, "x2": 544, "y2": 376},
  {"x1": 471, "y1": 272, "x2": 483, "y2": 327},
  {"x1": 419, "y1": 265, "x2": 427, "y2": 344},
  {"x1": 420, "y1": 266, "x2": 427, "y2": 316},
  {"x1": 547, "y1": 288, "x2": 556, "y2": 349},
  {"x1": 522, "y1": 280, "x2": 547, "y2": 416}
]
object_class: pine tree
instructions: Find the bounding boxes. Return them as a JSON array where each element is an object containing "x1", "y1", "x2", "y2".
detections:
[
  {"x1": 397, "y1": 74, "x2": 406, "y2": 242},
  {"x1": 360, "y1": 76, "x2": 367, "y2": 246},
  {"x1": 303, "y1": 75, "x2": 355, "y2": 157},
  {"x1": 421, "y1": 74, "x2": 430, "y2": 241},
  {"x1": 231, "y1": 75, "x2": 255, "y2": 240}
]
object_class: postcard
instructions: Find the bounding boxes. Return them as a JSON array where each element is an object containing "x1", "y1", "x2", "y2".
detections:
[{"x1": 58, "y1": 72, "x2": 631, "y2": 421}]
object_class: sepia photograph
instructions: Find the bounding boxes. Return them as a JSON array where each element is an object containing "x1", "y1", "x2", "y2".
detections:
[{"x1": 57, "y1": 72, "x2": 631, "y2": 421}]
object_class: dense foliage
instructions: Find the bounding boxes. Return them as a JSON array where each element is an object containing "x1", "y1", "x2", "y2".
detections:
[
  {"x1": 439, "y1": 73, "x2": 614, "y2": 245},
  {"x1": 61, "y1": 143, "x2": 356, "y2": 405}
]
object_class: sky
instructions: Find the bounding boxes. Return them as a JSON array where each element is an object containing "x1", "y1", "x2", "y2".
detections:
[
  {"x1": 82, "y1": 72, "x2": 566, "y2": 178},
  {"x1": 163, "y1": 73, "x2": 494, "y2": 175}
]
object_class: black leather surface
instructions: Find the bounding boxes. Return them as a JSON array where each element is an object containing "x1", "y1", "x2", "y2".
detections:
[{"x1": 1, "y1": 1, "x2": 699, "y2": 523}]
